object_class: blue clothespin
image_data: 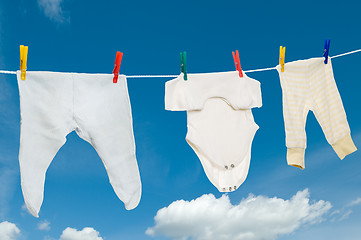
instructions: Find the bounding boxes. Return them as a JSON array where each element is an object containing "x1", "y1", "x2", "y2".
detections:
[
  {"x1": 180, "y1": 51, "x2": 188, "y2": 80},
  {"x1": 323, "y1": 39, "x2": 331, "y2": 64}
]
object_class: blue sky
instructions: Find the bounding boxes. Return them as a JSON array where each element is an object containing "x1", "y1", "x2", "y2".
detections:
[{"x1": 0, "y1": 0, "x2": 361, "y2": 239}]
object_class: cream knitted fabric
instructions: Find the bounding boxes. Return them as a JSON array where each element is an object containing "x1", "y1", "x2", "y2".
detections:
[{"x1": 277, "y1": 57, "x2": 357, "y2": 169}]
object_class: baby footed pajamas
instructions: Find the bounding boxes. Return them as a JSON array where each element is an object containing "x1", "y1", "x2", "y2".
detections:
[
  {"x1": 277, "y1": 57, "x2": 357, "y2": 169},
  {"x1": 17, "y1": 71, "x2": 141, "y2": 217}
]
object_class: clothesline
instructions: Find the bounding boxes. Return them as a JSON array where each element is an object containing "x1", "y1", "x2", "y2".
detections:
[
  {"x1": 330, "y1": 49, "x2": 361, "y2": 59},
  {"x1": 1, "y1": 49, "x2": 360, "y2": 78}
]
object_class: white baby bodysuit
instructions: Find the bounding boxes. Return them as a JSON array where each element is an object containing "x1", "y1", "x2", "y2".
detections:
[
  {"x1": 165, "y1": 71, "x2": 262, "y2": 192},
  {"x1": 17, "y1": 71, "x2": 141, "y2": 217}
]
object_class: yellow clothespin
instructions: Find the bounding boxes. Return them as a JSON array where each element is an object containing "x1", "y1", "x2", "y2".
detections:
[
  {"x1": 20, "y1": 45, "x2": 28, "y2": 80},
  {"x1": 279, "y1": 46, "x2": 286, "y2": 72}
]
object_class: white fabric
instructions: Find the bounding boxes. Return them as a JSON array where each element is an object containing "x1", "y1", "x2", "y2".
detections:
[
  {"x1": 165, "y1": 72, "x2": 262, "y2": 111},
  {"x1": 165, "y1": 71, "x2": 262, "y2": 192},
  {"x1": 17, "y1": 71, "x2": 141, "y2": 217}
]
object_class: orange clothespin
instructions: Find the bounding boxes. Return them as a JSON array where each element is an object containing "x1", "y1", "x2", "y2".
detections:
[
  {"x1": 232, "y1": 50, "x2": 243, "y2": 77},
  {"x1": 279, "y1": 46, "x2": 286, "y2": 72},
  {"x1": 20, "y1": 45, "x2": 28, "y2": 80},
  {"x1": 113, "y1": 51, "x2": 123, "y2": 83}
]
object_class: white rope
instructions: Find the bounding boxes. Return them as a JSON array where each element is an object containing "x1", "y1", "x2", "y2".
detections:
[
  {"x1": 331, "y1": 49, "x2": 361, "y2": 59},
  {"x1": 244, "y1": 66, "x2": 277, "y2": 73},
  {"x1": 1, "y1": 48, "x2": 360, "y2": 78},
  {"x1": 0, "y1": 70, "x2": 16, "y2": 74}
]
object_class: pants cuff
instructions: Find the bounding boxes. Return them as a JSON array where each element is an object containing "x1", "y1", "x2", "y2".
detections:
[
  {"x1": 287, "y1": 148, "x2": 305, "y2": 169},
  {"x1": 332, "y1": 133, "x2": 357, "y2": 160}
]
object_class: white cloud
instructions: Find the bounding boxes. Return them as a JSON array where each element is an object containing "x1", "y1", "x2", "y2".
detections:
[
  {"x1": 146, "y1": 189, "x2": 331, "y2": 240},
  {"x1": 0, "y1": 221, "x2": 20, "y2": 240},
  {"x1": 37, "y1": 0, "x2": 69, "y2": 23},
  {"x1": 59, "y1": 227, "x2": 103, "y2": 240},
  {"x1": 331, "y1": 197, "x2": 361, "y2": 222},
  {"x1": 347, "y1": 197, "x2": 361, "y2": 207},
  {"x1": 38, "y1": 220, "x2": 51, "y2": 231},
  {"x1": 331, "y1": 209, "x2": 352, "y2": 222},
  {"x1": 337, "y1": 209, "x2": 352, "y2": 221}
]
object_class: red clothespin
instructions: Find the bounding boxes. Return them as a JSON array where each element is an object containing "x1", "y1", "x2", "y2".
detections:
[
  {"x1": 113, "y1": 51, "x2": 123, "y2": 83},
  {"x1": 232, "y1": 50, "x2": 243, "y2": 77}
]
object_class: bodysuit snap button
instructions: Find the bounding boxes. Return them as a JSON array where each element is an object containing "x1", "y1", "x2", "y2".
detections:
[
  {"x1": 229, "y1": 187, "x2": 232, "y2": 191},
  {"x1": 231, "y1": 164, "x2": 235, "y2": 168},
  {"x1": 225, "y1": 165, "x2": 228, "y2": 169}
]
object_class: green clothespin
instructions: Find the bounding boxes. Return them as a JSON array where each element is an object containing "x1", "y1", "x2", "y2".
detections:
[{"x1": 180, "y1": 51, "x2": 188, "y2": 80}]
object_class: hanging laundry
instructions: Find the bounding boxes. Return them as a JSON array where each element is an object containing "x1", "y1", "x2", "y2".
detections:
[
  {"x1": 276, "y1": 57, "x2": 357, "y2": 169},
  {"x1": 165, "y1": 71, "x2": 262, "y2": 192},
  {"x1": 17, "y1": 71, "x2": 141, "y2": 217}
]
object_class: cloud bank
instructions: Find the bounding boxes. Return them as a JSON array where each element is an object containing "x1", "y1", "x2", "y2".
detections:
[
  {"x1": 59, "y1": 227, "x2": 103, "y2": 240},
  {"x1": 0, "y1": 221, "x2": 20, "y2": 240},
  {"x1": 0, "y1": 221, "x2": 103, "y2": 240},
  {"x1": 146, "y1": 189, "x2": 332, "y2": 240}
]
